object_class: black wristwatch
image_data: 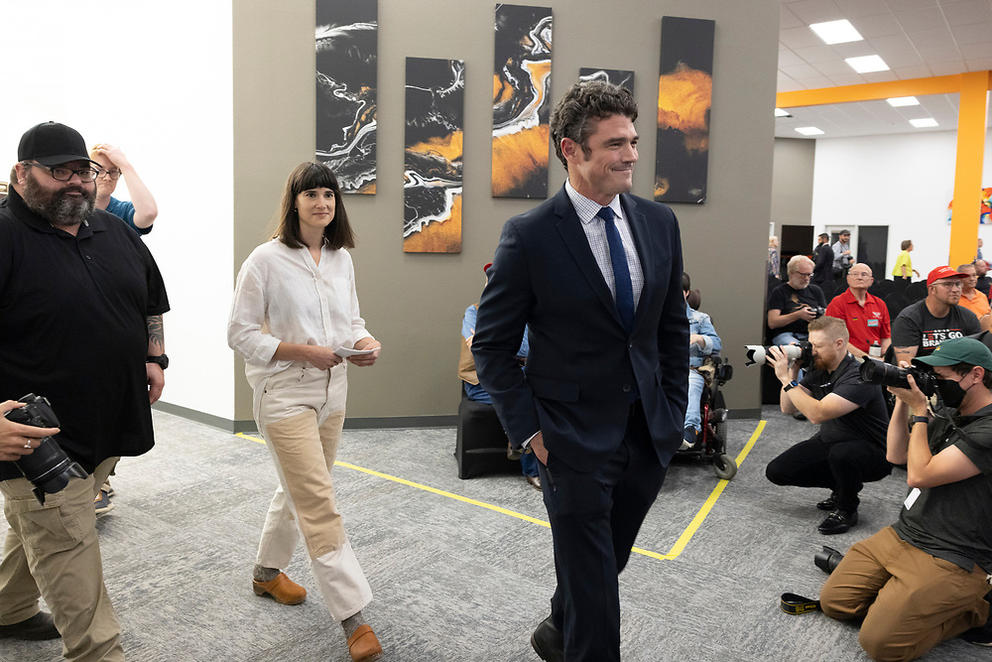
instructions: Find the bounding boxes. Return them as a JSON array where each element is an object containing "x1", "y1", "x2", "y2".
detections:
[
  {"x1": 146, "y1": 354, "x2": 169, "y2": 370},
  {"x1": 783, "y1": 380, "x2": 799, "y2": 392},
  {"x1": 910, "y1": 415, "x2": 929, "y2": 428}
]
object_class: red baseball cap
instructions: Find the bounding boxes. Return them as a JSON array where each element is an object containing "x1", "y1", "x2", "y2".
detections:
[
  {"x1": 926, "y1": 265, "x2": 968, "y2": 286},
  {"x1": 483, "y1": 262, "x2": 493, "y2": 273}
]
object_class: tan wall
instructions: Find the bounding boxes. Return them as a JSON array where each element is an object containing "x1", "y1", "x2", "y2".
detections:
[
  {"x1": 232, "y1": 0, "x2": 780, "y2": 423},
  {"x1": 771, "y1": 138, "x2": 816, "y2": 227}
]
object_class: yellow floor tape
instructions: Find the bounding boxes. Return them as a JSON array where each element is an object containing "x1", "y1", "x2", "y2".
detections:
[{"x1": 236, "y1": 419, "x2": 766, "y2": 562}]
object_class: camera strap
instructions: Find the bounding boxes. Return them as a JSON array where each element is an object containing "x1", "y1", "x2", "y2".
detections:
[{"x1": 779, "y1": 592, "x2": 821, "y2": 615}]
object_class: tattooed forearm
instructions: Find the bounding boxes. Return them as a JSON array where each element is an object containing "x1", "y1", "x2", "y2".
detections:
[{"x1": 147, "y1": 315, "x2": 164, "y2": 354}]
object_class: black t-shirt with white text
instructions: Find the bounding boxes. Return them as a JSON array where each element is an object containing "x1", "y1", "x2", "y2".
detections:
[{"x1": 891, "y1": 300, "x2": 980, "y2": 356}]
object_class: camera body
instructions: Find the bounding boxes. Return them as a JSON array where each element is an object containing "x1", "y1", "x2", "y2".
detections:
[
  {"x1": 809, "y1": 305, "x2": 826, "y2": 319},
  {"x1": 4, "y1": 394, "x2": 87, "y2": 504},
  {"x1": 858, "y1": 358, "x2": 938, "y2": 397},
  {"x1": 744, "y1": 341, "x2": 813, "y2": 368}
]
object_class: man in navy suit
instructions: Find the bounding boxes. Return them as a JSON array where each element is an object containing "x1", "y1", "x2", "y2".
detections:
[{"x1": 473, "y1": 81, "x2": 688, "y2": 662}]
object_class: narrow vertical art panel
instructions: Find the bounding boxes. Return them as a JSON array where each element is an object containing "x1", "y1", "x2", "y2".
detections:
[
  {"x1": 578, "y1": 68, "x2": 634, "y2": 94},
  {"x1": 655, "y1": 16, "x2": 714, "y2": 204},
  {"x1": 492, "y1": 4, "x2": 552, "y2": 199},
  {"x1": 403, "y1": 57, "x2": 465, "y2": 253},
  {"x1": 315, "y1": 0, "x2": 377, "y2": 194}
]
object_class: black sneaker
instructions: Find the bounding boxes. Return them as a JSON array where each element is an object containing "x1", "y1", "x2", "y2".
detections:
[
  {"x1": 818, "y1": 510, "x2": 858, "y2": 535},
  {"x1": 0, "y1": 612, "x2": 60, "y2": 640},
  {"x1": 816, "y1": 493, "x2": 838, "y2": 511},
  {"x1": 960, "y1": 618, "x2": 992, "y2": 646}
]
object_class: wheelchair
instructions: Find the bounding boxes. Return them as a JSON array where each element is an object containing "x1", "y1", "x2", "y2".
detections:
[{"x1": 676, "y1": 355, "x2": 737, "y2": 480}]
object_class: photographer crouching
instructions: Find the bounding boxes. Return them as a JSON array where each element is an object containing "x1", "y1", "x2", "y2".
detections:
[
  {"x1": 819, "y1": 337, "x2": 992, "y2": 659},
  {"x1": 764, "y1": 316, "x2": 891, "y2": 534}
]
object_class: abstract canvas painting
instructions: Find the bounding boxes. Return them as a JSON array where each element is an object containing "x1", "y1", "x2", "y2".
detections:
[
  {"x1": 491, "y1": 4, "x2": 552, "y2": 199},
  {"x1": 578, "y1": 68, "x2": 634, "y2": 94},
  {"x1": 655, "y1": 16, "x2": 715, "y2": 204},
  {"x1": 316, "y1": 0, "x2": 378, "y2": 194},
  {"x1": 403, "y1": 57, "x2": 465, "y2": 253}
]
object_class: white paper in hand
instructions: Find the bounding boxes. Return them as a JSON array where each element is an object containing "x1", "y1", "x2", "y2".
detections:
[{"x1": 334, "y1": 346, "x2": 376, "y2": 357}]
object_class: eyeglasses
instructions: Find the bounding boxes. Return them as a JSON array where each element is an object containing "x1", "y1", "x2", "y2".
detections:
[
  {"x1": 848, "y1": 272, "x2": 872, "y2": 279},
  {"x1": 794, "y1": 271, "x2": 813, "y2": 278},
  {"x1": 27, "y1": 162, "x2": 99, "y2": 182},
  {"x1": 934, "y1": 281, "x2": 964, "y2": 289},
  {"x1": 97, "y1": 169, "x2": 122, "y2": 180}
]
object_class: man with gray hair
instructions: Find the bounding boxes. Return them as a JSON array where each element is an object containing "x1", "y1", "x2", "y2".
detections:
[{"x1": 767, "y1": 255, "x2": 826, "y2": 347}]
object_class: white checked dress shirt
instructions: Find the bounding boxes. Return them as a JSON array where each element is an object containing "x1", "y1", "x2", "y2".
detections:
[{"x1": 564, "y1": 179, "x2": 644, "y2": 307}]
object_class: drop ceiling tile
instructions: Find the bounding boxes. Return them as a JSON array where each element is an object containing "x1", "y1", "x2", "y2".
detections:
[
  {"x1": 885, "y1": 0, "x2": 940, "y2": 10},
  {"x1": 802, "y1": 75, "x2": 838, "y2": 89},
  {"x1": 786, "y1": 0, "x2": 845, "y2": 24},
  {"x1": 812, "y1": 59, "x2": 861, "y2": 75},
  {"x1": 780, "y1": 26, "x2": 824, "y2": 49},
  {"x1": 893, "y1": 64, "x2": 934, "y2": 78},
  {"x1": 940, "y1": 0, "x2": 992, "y2": 27},
  {"x1": 834, "y1": 0, "x2": 892, "y2": 18},
  {"x1": 828, "y1": 72, "x2": 869, "y2": 85},
  {"x1": 965, "y1": 56, "x2": 992, "y2": 69},
  {"x1": 780, "y1": 4, "x2": 805, "y2": 29},
  {"x1": 778, "y1": 47, "x2": 806, "y2": 67},
  {"x1": 915, "y1": 46, "x2": 964, "y2": 61},
  {"x1": 964, "y1": 41, "x2": 992, "y2": 57},
  {"x1": 793, "y1": 44, "x2": 844, "y2": 63},
  {"x1": 906, "y1": 27, "x2": 955, "y2": 49},
  {"x1": 951, "y1": 21, "x2": 992, "y2": 45},
  {"x1": 895, "y1": 7, "x2": 945, "y2": 32},
  {"x1": 781, "y1": 63, "x2": 823, "y2": 79},
  {"x1": 860, "y1": 70, "x2": 899, "y2": 83},
  {"x1": 849, "y1": 12, "x2": 904, "y2": 37},
  {"x1": 927, "y1": 59, "x2": 968, "y2": 75}
]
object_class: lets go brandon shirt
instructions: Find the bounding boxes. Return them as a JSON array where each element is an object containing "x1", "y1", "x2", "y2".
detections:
[{"x1": 891, "y1": 300, "x2": 981, "y2": 356}]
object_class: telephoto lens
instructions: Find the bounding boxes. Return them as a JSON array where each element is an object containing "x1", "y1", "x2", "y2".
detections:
[
  {"x1": 814, "y1": 545, "x2": 845, "y2": 574},
  {"x1": 4, "y1": 394, "x2": 88, "y2": 504},
  {"x1": 744, "y1": 341, "x2": 812, "y2": 368},
  {"x1": 858, "y1": 357, "x2": 938, "y2": 397}
]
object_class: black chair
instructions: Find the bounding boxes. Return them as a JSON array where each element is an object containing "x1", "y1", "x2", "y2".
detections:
[
  {"x1": 905, "y1": 281, "x2": 927, "y2": 303},
  {"x1": 869, "y1": 279, "x2": 895, "y2": 298},
  {"x1": 883, "y1": 292, "x2": 907, "y2": 321},
  {"x1": 455, "y1": 386, "x2": 520, "y2": 479}
]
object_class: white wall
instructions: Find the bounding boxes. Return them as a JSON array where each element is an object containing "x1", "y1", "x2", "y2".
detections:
[
  {"x1": 811, "y1": 128, "x2": 992, "y2": 277},
  {"x1": 0, "y1": 2, "x2": 235, "y2": 420}
]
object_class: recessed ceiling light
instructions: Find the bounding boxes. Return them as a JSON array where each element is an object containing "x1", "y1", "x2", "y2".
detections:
[
  {"x1": 809, "y1": 19, "x2": 863, "y2": 45},
  {"x1": 795, "y1": 127, "x2": 824, "y2": 136},
  {"x1": 887, "y1": 96, "x2": 920, "y2": 107},
  {"x1": 910, "y1": 118, "x2": 938, "y2": 128},
  {"x1": 774, "y1": 108, "x2": 792, "y2": 117},
  {"x1": 845, "y1": 55, "x2": 889, "y2": 73}
]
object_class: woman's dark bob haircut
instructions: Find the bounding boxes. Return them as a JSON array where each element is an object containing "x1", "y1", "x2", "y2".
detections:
[{"x1": 274, "y1": 162, "x2": 355, "y2": 250}]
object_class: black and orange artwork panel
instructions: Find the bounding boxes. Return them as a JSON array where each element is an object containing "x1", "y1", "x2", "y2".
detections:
[{"x1": 578, "y1": 68, "x2": 634, "y2": 94}]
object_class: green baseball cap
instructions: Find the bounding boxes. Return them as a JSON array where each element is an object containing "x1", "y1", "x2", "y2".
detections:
[{"x1": 912, "y1": 337, "x2": 992, "y2": 371}]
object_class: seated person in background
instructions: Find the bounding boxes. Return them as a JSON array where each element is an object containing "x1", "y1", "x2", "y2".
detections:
[
  {"x1": 955, "y1": 262, "x2": 992, "y2": 331},
  {"x1": 825, "y1": 263, "x2": 890, "y2": 358},
  {"x1": 681, "y1": 272, "x2": 721, "y2": 450},
  {"x1": 459, "y1": 263, "x2": 540, "y2": 490},
  {"x1": 90, "y1": 143, "x2": 158, "y2": 235},
  {"x1": 976, "y1": 259, "x2": 991, "y2": 297},
  {"x1": 891, "y1": 266, "x2": 980, "y2": 364},
  {"x1": 767, "y1": 255, "x2": 826, "y2": 346},
  {"x1": 820, "y1": 337, "x2": 992, "y2": 658},
  {"x1": 764, "y1": 316, "x2": 891, "y2": 535}
]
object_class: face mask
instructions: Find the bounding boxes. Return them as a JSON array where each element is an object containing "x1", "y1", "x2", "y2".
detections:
[{"x1": 936, "y1": 377, "x2": 971, "y2": 409}]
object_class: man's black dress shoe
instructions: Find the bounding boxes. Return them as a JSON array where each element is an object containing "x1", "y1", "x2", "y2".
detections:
[
  {"x1": 818, "y1": 510, "x2": 858, "y2": 535},
  {"x1": 0, "y1": 611, "x2": 60, "y2": 640},
  {"x1": 530, "y1": 615, "x2": 564, "y2": 662},
  {"x1": 816, "y1": 493, "x2": 838, "y2": 511}
]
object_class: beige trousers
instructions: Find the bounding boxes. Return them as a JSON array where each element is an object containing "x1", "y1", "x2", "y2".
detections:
[
  {"x1": 254, "y1": 364, "x2": 372, "y2": 622},
  {"x1": 821, "y1": 525, "x2": 991, "y2": 662},
  {"x1": 0, "y1": 456, "x2": 123, "y2": 661}
]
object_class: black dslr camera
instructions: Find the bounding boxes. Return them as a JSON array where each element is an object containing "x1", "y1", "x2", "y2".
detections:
[
  {"x1": 4, "y1": 394, "x2": 87, "y2": 504},
  {"x1": 858, "y1": 358, "x2": 938, "y2": 397},
  {"x1": 744, "y1": 341, "x2": 813, "y2": 368}
]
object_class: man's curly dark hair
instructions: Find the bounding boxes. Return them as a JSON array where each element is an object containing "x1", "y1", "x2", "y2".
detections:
[{"x1": 549, "y1": 81, "x2": 638, "y2": 169}]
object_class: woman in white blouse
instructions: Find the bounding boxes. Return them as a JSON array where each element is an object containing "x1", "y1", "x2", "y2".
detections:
[{"x1": 228, "y1": 162, "x2": 383, "y2": 662}]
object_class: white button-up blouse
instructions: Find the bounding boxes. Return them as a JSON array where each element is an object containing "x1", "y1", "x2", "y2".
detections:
[{"x1": 228, "y1": 239, "x2": 373, "y2": 389}]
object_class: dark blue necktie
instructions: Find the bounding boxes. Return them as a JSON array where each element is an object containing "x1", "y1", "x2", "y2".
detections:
[{"x1": 597, "y1": 206, "x2": 634, "y2": 332}]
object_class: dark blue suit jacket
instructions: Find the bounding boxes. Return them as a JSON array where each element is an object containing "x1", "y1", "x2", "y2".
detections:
[{"x1": 473, "y1": 186, "x2": 689, "y2": 472}]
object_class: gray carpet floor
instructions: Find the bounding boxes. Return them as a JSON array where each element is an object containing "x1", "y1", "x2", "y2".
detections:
[{"x1": 1, "y1": 407, "x2": 988, "y2": 661}]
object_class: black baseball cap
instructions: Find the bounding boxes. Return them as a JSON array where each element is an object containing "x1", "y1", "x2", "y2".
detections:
[{"x1": 17, "y1": 122, "x2": 97, "y2": 167}]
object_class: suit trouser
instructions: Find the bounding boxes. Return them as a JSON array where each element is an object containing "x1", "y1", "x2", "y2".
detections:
[
  {"x1": 765, "y1": 435, "x2": 891, "y2": 512},
  {"x1": 538, "y1": 402, "x2": 666, "y2": 662},
  {"x1": 820, "y1": 526, "x2": 990, "y2": 662},
  {"x1": 254, "y1": 364, "x2": 372, "y2": 622},
  {"x1": 0, "y1": 456, "x2": 123, "y2": 662}
]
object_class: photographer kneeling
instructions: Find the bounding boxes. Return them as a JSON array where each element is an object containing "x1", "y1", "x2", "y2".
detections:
[
  {"x1": 819, "y1": 337, "x2": 992, "y2": 659},
  {"x1": 765, "y1": 316, "x2": 891, "y2": 534}
]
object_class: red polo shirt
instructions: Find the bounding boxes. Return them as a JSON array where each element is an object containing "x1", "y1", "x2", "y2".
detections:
[{"x1": 825, "y1": 288, "x2": 891, "y2": 352}]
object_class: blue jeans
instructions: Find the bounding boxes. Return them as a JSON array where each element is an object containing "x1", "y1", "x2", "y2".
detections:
[
  {"x1": 684, "y1": 370, "x2": 704, "y2": 432},
  {"x1": 463, "y1": 382, "x2": 538, "y2": 477}
]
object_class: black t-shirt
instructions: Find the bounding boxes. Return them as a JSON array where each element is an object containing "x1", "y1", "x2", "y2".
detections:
[
  {"x1": 0, "y1": 189, "x2": 170, "y2": 479},
  {"x1": 767, "y1": 282, "x2": 826, "y2": 336},
  {"x1": 812, "y1": 244, "x2": 834, "y2": 286},
  {"x1": 891, "y1": 300, "x2": 981, "y2": 356},
  {"x1": 800, "y1": 354, "x2": 889, "y2": 447},
  {"x1": 893, "y1": 404, "x2": 992, "y2": 572}
]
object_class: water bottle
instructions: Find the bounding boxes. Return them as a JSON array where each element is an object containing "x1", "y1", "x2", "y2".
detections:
[{"x1": 869, "y1": 340, "x2": 882, "y2": 358}]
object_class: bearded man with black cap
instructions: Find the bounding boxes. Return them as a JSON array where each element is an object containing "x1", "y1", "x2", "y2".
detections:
[
  {"x1": 0, "y1": 122, "x2": 169, "y2": 660},
  {"x1": 819, "y1": 337, "x2": 992, "y2": 659}
]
